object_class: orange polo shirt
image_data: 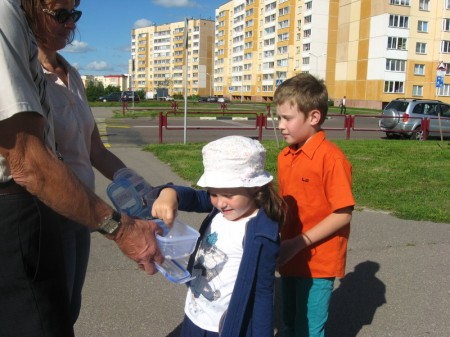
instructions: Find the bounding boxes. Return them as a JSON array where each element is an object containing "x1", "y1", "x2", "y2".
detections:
[{"x1": 278, "y1": 131, "x2": 355, "y2": 278}]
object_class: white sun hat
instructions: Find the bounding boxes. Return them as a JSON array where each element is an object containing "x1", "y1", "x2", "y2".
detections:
[{"x1": 197, "y1": 136, "x2": 273, "y2": 188}]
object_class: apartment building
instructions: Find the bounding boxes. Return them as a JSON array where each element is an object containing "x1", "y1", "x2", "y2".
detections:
[
  {"x1": 214, "y1": 0, "x2": 330, "y2": 102},
  {"x1": 332, "y1": 0, "x2": 450, "y2": 109},
  {"x1": 80, "y1": 74, "x2": 129, "y2": 91},
  {"x1": 130, "y1": 19, "x2": 215, "y2": 97},
  {"x1": 214, "y1": 0, "x2": 450, "y2": 107},
  {"x1": 128, "y1": 0, "x2": 450, "y2": 107}
]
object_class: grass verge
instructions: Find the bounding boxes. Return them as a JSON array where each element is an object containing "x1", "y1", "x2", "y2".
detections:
[{"x1": 143, "y1": 139, "x2": 450, "y2": 224}]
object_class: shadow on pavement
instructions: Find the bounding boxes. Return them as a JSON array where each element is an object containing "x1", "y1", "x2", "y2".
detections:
[{"x1": 326, "y1": 260, "x2": 386, "y2": 337}]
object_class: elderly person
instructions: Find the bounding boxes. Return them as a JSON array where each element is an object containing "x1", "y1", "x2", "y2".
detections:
[
  {"x1": 0, "y1": 1, "x2": 163, "y2": 335},
  {"x1": 32, "y1": 0, "x2": 142, "y2": 325}
]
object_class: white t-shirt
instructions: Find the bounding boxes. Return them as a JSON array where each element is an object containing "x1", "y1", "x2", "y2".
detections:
[
  {"x1": 43, "y1": 55, "x2": 96, "y2": 190},
  {"x1": 184, "y1": 211, "x2": 257, "y2": 332},
  {"x1": 0, "y1": 0, "x2": 55, "y2": 182}
]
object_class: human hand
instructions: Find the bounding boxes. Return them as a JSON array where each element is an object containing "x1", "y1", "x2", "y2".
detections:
[
  {"x1": 276, "y1": 235, "x2": 307, "y2": 269},
  {"x1": 151, "y1": 187, "x2": 178, "y2": 227},
  {"x1": 113, "y1": 215, "x2": 163, "y2": 274}
]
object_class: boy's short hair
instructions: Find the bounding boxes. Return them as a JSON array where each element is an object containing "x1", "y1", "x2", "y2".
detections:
[{"x1": 274, "y1": 73, "x2": 329, "y2": 125}]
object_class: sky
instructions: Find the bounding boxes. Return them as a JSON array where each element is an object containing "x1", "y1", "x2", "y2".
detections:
[{"x1": 60, "y1": 0, "x2": 225, "y2": 76}]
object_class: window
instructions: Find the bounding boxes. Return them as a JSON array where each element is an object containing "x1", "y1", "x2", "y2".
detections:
[
  {"x1": 279, "y1": 20, "x2": 290, "y2": 29},
  {"x1": 387, "y1": 37, "x2": 407, "y2": 50},
  {"x1": 389, "y1": 15, "x2": 409, "y2": 28},
  {"x1": 444, "y1": 19, "x2": 450, "y2": 32},
  {"x1": 447, "y1": 0, "x2": 450, "y2": 10},
  {"x1": 416, "y1": 42, "x2": 427, "y2": 54},
  {"x1": 412, "y1": 85, "x2": 423, "y2": 96},
  {"x1": 419, "y1": 0, "x2": 429, "y2": 10},
  {"x1": 386, "y1": 59, "x2": 406, "y2": 72},
  {"x1": 414, "y1": 64, "x2": 425, "y2": 75},
  {"x1": 390, "y1": 0, "x2": 410, "y2": 5},
  {"x1": 279, "y1": 7, "x2": 289, "y2": 16},
  {"x1": 418, "y1": 21, "x2": 428, "y2": 33},
  {"x1": 441, "y1": 40, "x2": 450, "y2": 53},
  {"x1": 445, "y1": 63, "x2": 450, "y2": 75},
  {"x1": 437, "y1": 84, "x2": 450, "y2": 96},
  {"x1": 278, "y1": 32, "x2": 289, "y2": 41},
  {"x1": 304, "y1": 29, "x2": 311, "y2": 38},
  {"x1": 384, "y1": 81, "x2": 404, "y2": 93}
]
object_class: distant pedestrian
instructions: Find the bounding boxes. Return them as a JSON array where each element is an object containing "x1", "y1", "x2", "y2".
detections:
[{"x1": 340, "y1": 95, "x2": 347, "y2": 114}]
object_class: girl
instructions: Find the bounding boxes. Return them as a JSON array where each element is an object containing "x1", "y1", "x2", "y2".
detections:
[{"x1": 152, "y1": 135, "x2": 285, "y2": 337}]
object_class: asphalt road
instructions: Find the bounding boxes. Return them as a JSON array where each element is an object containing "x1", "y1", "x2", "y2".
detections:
[{"x1": 100, "y1": 108, "x2": 385, "y2": 146}]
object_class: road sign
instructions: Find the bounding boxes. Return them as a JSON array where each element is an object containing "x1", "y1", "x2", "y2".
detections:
[
  {"x1": 276, "y1": 79, "x2": 283, "y2": 87},
  {"x1": 436, "y1": 75, "x2": 444, "y2": 88},
  {"x1": 229, "y1": 86, "x2": 234, "y2": 93}
]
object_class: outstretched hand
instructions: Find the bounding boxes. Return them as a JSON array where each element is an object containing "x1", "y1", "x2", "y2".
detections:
[
  {"x1": 113, "y1": 215, "x2": 163, "y2": 274},
  {"x1": 151, "y1": 187, "x2": 178, "y2": 227}
]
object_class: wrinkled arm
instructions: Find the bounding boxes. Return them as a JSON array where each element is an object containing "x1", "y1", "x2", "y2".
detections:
[{"x1": 0, "y1": 112, "x2": 162, "y2": 273}]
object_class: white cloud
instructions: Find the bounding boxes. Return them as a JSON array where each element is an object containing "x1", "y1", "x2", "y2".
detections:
[
  {"x1": 62, "y1": 40, "x2": 93, "y2": 53},
  {"x1": 134, "y1": 18, "x2": 153, "y2": 29},
  {"x1": 85, "y1": 61, "x2": 113, "y2": 71},
  {"x1": 152, "y1": 0, "x2": 197, "y2": 8}
]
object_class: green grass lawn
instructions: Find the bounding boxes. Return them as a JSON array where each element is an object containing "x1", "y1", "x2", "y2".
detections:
[{"x1": 144, "y1": 139, "x2": 450, "y2": 224}]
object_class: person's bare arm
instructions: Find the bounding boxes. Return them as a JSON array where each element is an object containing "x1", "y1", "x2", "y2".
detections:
[
  {"x1": 277, "y1": 206, "x2": 353, "y2": 268},
  {"x1": 0, "y1": 112, "x2": 162, "y2": 273},
  {"x1": 90, "y1": 124, "x2": 126, "y2": 180}
]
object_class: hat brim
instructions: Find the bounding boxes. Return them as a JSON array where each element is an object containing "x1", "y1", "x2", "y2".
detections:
[{"x1": 197, "y1": 171, "x2": 273, "y2": 188}]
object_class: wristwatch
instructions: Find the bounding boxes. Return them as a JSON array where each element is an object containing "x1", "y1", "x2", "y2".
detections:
[{"x1": 98, "y1": 210, "x2": 122, "y2": 235}]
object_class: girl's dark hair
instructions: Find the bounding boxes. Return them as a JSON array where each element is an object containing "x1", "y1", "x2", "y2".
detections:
[
  {"x1": 22, "y1": 0, "x2": 77, "y2": 46},
  {"x1": 254, "y1": 183, "x2": 286, "y2": 227}
]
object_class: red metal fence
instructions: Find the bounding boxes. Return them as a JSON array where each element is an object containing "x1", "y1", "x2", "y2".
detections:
[{"x1": 155, "y1": 110, "x2": 449, "y2": 143}]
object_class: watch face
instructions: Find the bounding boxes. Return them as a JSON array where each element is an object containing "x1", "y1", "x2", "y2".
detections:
[
  {"x1": 102, "y1": 219, "x2": 120, "y2": 234},
  {"x1": 99, "y1": 211, "x2": 121, "y2": 234}
]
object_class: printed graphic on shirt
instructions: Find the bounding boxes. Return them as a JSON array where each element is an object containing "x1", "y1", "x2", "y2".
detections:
[{"x1": 190, "y1": 231, "x2": 228, "y2": 302}]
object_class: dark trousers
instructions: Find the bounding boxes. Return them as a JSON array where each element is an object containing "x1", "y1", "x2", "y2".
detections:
[
  {"x1": 0, "y1": 191, "x2": 73, "y2": 337},
  {"x1": 180, "y1": 315, "x2": 219, "y2": 337}
]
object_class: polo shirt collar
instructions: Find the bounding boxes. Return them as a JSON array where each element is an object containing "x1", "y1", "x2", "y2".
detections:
[{"x1": 282, "y1": 130, "x2": 326, "y2": 159}]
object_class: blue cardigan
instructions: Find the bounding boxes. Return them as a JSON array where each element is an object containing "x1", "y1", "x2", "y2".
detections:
[{"x1": 171, "y1": 185, "x2": 280, "y2": 337}]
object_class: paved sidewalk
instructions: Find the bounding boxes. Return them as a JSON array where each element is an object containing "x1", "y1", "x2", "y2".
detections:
[{"x1": 73, "y1": 108, "x2": 450, "y2": 337}]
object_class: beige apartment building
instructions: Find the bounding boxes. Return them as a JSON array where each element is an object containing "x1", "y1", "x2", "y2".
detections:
[
  {"x1": 213, "y1": 0, "x2": 450, "y2": 107},
  {"x1": 81, "y1": 74, "x2": 129, "y2": 91},
  {"x1": 129, "y1": 0, "x2": 450, "y2": 108},
  {"x1": 130, "y1": 19, "x2": 215, "y2": 97}
]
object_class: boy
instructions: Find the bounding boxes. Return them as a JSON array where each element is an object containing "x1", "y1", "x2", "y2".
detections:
[{"x1": 274, "y1": 73, "x2": 355, "y2": 337}]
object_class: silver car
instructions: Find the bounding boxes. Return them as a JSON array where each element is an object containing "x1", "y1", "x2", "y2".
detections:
[{"x1": 379, "y1": 98, "x2": 450, "y2": 140}]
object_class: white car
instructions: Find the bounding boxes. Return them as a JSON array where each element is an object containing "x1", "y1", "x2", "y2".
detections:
[{"x1": 164, "y1": 96, "x2": 174, "y2": 101}]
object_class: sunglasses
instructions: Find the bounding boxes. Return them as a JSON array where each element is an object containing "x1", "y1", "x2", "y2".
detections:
[{"x1": 42, "y1": 8, "x2": 82, "y2": 24}]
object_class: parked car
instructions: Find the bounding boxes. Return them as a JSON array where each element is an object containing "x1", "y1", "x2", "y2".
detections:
[
  {"x1": 98, "y1": 91, "x2": 140, "y2": 103},
  {"x1": 379, "y1": 98, "x2": 450, "y2": 140},
  {"x1": 217, "y1": 97, "x2": 230, "y2": 103},
  {"x1": 121, "y1": 91, "x2": 140, "y2": 103},
  {"x1": 207, "y1": 96, "x2": 219, "y2": 103},
  {"x1": 164, "y1": 96, "x2": 174, "y2": 101},
  {"x1": 98, "y1": 92, "x2": 122, "y2": 102},
  {"x1": 198, "y1": 96, "x2": 208, "y2": 103}
]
